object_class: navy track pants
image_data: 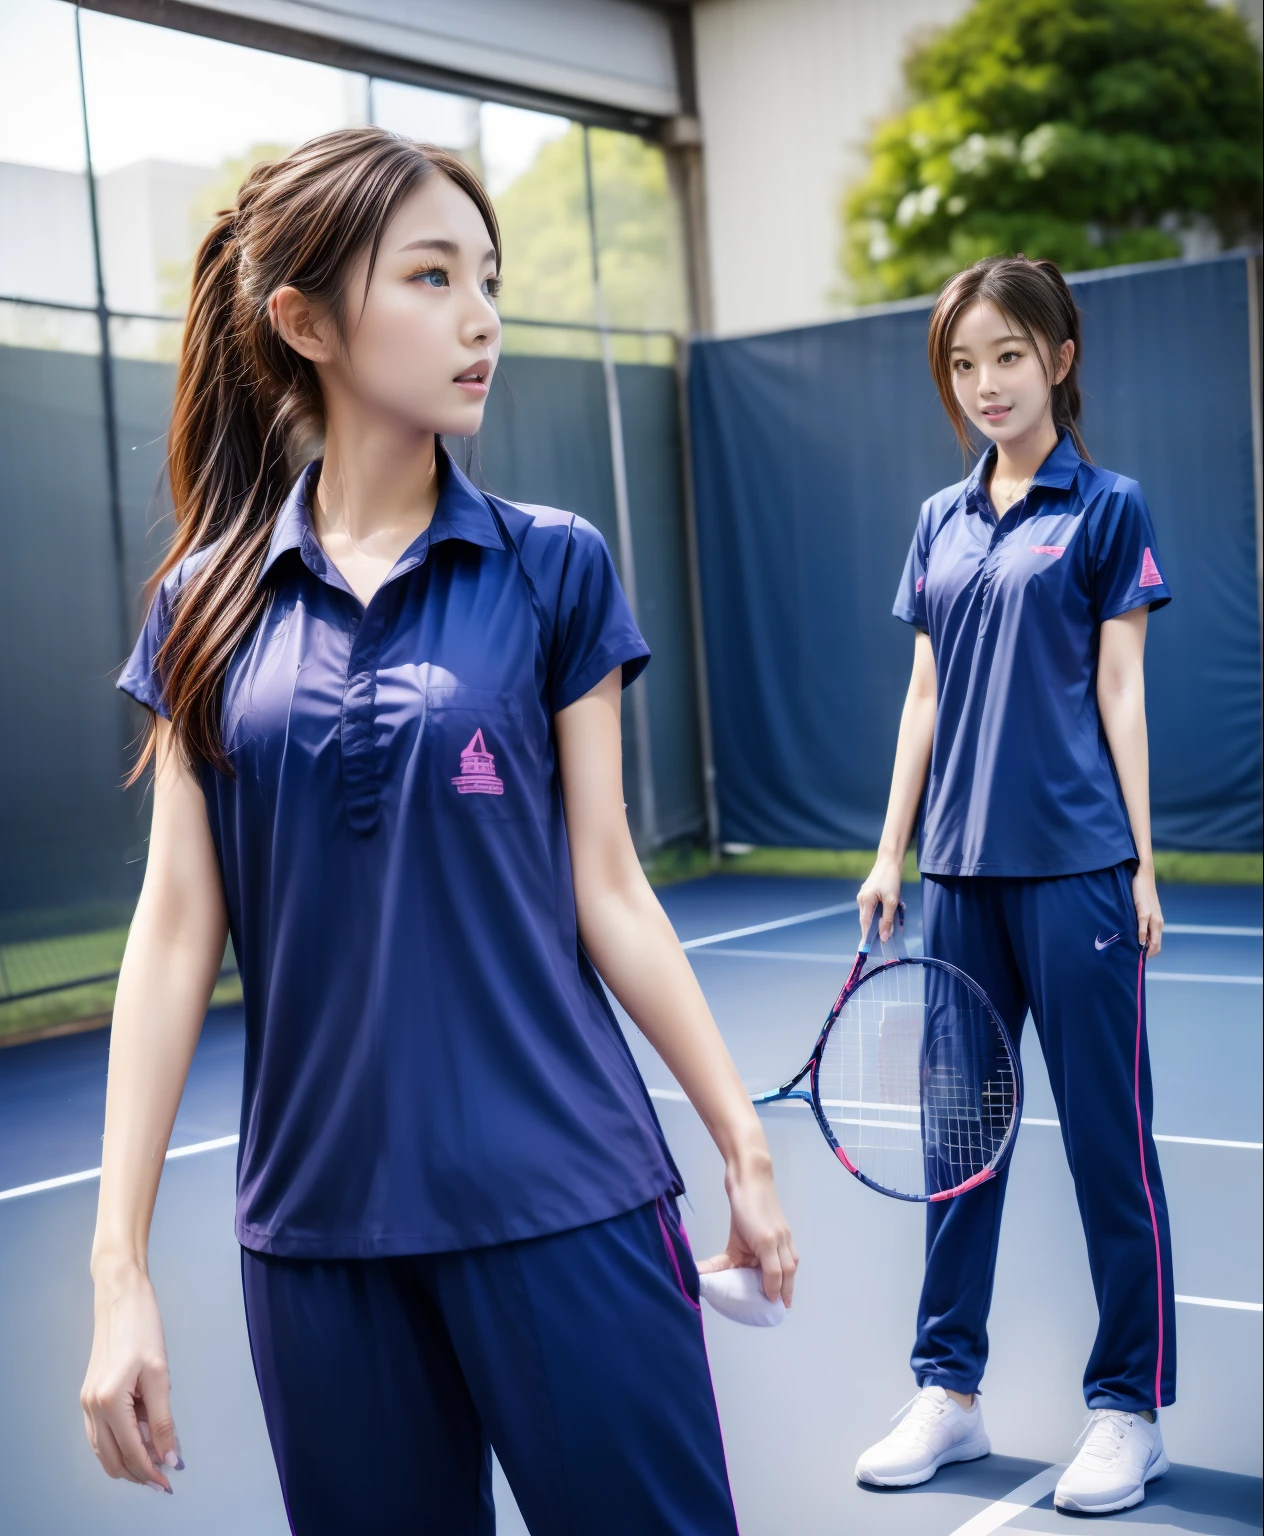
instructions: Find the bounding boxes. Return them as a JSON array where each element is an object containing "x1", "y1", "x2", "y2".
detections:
[
  {"x1": 241, "y1": 1196, "x2": 738, "y2": 1535},
  {"x1": 914, "y1": 864, "x2": 1176, "y2": 1410}
]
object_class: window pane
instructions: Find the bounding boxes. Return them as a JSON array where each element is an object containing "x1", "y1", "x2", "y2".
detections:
[
  {"x1": 0, "y1": 299, "x2": 99, "y2": 355},
  {"x1": 77, "y1": 10, "x2": 368, "y2": 336},
  {"x1": 483, "y1": 107, "x2": 596, "y2": 356},
  {"x1": 588, "y1": 127, "x2": 686, "y2": 338},
  {"x1": 0, "y1": 0, "x2": 95, "y2": 312},
  {"x1": 370, "y1": 78, "x2": 481, "y2": 166}
]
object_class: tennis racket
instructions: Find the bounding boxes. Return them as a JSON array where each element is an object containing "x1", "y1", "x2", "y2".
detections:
[{"x1": 753, "y1": 904, "x2": 1022, "y2": 1202}]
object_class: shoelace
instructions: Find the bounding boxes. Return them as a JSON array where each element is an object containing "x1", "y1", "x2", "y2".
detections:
[
  {"x1": 1072, "y1": 1409, "x2": 1136, "y2": 1466},
  {"x1": 887, "y1": 1390, "x2": 950, "y2": 1441}
]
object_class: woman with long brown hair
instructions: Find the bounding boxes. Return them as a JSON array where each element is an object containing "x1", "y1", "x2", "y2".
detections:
[
  {"x1": 853, "y1": 256, "x2": 1175, "y2": 1516},
  {"x1": 79, "y1": 128, "x2": 795, "y2": 1533}
]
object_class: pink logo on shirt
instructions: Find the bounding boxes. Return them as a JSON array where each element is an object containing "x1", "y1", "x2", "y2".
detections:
[
  {"x1": 451, "y1": 729, "x2": 504, "y2": 795},
  {"x1": 916, "y1": 576, "x2": 925, "y2": 592},
  {"x1": 1030, "y1": 545, "x2": 1066, "y2": 557},
  {"x1": 1138, "y1": 547, "x2": 1163, "y2": 588}
]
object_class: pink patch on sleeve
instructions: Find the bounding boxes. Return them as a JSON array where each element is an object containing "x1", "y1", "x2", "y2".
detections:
[
  {"x1": 1030, "y1": 545, "x2": 1066, "y2": 557},
  {"x1": 1138, "y1": 547, "x2": 1163, "y2": 588},
  {"x1": 915, "y1": 575, "x2": 925, "y2": 592}
]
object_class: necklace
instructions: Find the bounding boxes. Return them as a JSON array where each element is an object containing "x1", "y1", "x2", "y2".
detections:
[{"x1": 991, "y1": 472, "x2": 1032, "y2": 512}]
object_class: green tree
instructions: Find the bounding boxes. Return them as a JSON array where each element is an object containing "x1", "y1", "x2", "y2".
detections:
[
  {"x1": 843, "y1": 0, "x2": 1263, "y2": 301},
  {"x1": 493, "y1": 124, "x2": 685, "y2": 355}
]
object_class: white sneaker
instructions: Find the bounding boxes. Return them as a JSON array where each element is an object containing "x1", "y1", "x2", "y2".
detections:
[
  {"x1": 1054, "y1": 1409, "x2": 1169, "y2": 1514},
  {"x1": 855, "y1": 1385, "x2": 991, "y2": 1487}
]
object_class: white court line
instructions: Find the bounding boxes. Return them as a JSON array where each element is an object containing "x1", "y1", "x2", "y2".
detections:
[
  {"x1": 1175, "y1": 1294, "x2": 1263, "y2": 1312},
  {"x1": 679, "y1": 902, "x2": 856, "y2": 951},
  {"x1": 0, "y1": 1134, "x2": 239, "y2": 1204},
  {"x1": 11, "y1": 1117, "x2": 1259, "y2": 1314},
  {"x1": 687, "y1": 947, "x2": 1263, "y2": 985},
  {"x1": 1018, "y1": 1116, "x2": 1262, "y2": 1150},
  {"x1": 947, "y1": 1463, "x2": 1064, "y2": 1535},
  {"x1": 662, "y1": 1094, "x2": 1262, "y2": 1151},
  {"x1": 1164, "y1": 923, "x2": 1262, "y2": 936},
  {"x1": 690, "y1": 947, "x2": 850, "y2": 963},
  {"x1": 653, "y1": 1091, "x2": 1261, "y2": 1302},
  {"x1": 1148, "y1": 971, "x2": 1262, "y2": 985}
]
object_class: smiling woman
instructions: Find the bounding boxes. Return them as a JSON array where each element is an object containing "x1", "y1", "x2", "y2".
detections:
[{"x1": 854, "y1": 254, "x2": 1178, "y2": 1514}]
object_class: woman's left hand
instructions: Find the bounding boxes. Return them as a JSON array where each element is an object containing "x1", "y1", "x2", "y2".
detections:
[
  {"x1": 1133, "y1": 862, "x2": 1164, "y2": 958},
  {"x1": 697, "y1": 1155, "x2": 798, "y2": 1307}
]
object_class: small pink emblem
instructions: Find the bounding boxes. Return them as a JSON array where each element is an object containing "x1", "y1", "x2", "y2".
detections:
[
  {"x1": 1138, "y1": 547, "x2": 1163, "y2": 588},
  {"x1": 916, "y1": 576, "x2": 925, "y2": 592},
  {"x1": 1030, "y1": 545, "x2": 1066, "y2": 557},
  {"x1": 451, "y1": 729, "x2": 504, "y2": 795}
]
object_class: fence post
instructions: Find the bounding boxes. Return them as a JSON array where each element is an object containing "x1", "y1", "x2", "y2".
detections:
[
  {"x1": 582, "y1": 127, "x2": 658, "y2": 856},
  {"x1": 74, "y1": 8, "x2": 129, "y2": 661},
  {"x1": 1248, "y1": 254, "x2": 1263, "y2": 725},
  {"x1": 674, "y1": 338, "x2": 721, "y2": 862}
]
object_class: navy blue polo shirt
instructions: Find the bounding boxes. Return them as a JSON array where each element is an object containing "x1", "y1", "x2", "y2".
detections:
[
  {"x1": 118, "y1": 449, "x2": 681, "y2": 1256},
  {"x1": 894, "y1": 432, "x2": 1171, "y2": 878}
]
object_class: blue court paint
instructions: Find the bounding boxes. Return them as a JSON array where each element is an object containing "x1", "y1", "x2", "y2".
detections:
[{"x1": 2, "y1": 876, "x2": 1259, "y2": 1534}]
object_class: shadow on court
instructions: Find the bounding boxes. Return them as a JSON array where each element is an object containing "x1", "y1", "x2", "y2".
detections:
[{"x1": 0, "y1": 875, "x2": 1259, "y2": 1535}]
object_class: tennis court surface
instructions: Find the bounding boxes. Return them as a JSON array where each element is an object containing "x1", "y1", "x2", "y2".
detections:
[{"x1": 1, "y1": 873, "x2": 1259, "y2": 1535}]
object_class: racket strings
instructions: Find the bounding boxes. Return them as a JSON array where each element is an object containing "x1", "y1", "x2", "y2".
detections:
[{"x1": 816, "y1": 962, "x2": 1017, "y2": 1199}]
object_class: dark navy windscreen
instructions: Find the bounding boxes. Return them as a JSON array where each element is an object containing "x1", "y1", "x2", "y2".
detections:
[
  {"x1": 118, "y1": 449, "x2": 680, "y2": 1257},
  {"x1": 894, "y1": 432, "x2": 1171, "y2": 877}
]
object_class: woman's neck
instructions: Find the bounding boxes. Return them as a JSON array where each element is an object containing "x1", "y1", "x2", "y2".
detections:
[
  {"x1": 315, "y1": 405, "x2": 441, "y2": 548},
  {"x1": 990, "y1": 412, "x2": 1060, "y2": 491}
]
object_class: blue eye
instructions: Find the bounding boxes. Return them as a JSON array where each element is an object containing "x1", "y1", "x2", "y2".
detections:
[{"x1": 413, "y1": 268, "x2": 448, "y2": 288}]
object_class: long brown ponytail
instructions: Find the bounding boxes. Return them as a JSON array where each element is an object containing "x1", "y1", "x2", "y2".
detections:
[
  {"x1": 129, "y1": 127, "x2": 500, "y2": 781},
  {"x1": 926, "y1": 254, "x2": 1089, "y2": 465}
]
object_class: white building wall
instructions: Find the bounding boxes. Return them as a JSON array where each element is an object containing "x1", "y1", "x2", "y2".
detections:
[
  {"x1": 0, "y1": 163, "x2": 97, "y2": 309},
  {"x1": 95, "y1": 161, "x2": 220, "y2": 316},
  {"x1": 693, "y1": 0, "x2": 969, "y2": 336}
]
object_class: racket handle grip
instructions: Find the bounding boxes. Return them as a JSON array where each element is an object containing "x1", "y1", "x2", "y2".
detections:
[{"x1": 863, "y1": 901, "x2": 907, "y2": 957}]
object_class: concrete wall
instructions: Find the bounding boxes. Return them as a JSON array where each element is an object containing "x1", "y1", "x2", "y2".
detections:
[{"x1": 692, "y1": 0, "x2": 969, "y2": 336}]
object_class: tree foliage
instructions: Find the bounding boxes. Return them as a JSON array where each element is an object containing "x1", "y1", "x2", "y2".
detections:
[
  {"x1": 492, "y1": 124, "x2": 685, "y2": 352},
  {"x1": 843, "y1": 0, "x2": 1263, "y2": 301}
]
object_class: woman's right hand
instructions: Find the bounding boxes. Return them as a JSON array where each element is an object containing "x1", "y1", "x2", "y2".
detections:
[
  {"x1": 858, "y1": 851, "x2": 904, "y2": 942},
  {"x1": 81, "y1": 1269, "x2": 181, "y2": 1493}
]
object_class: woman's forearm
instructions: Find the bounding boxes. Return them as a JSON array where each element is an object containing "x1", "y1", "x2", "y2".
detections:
[
  {"x1": 1099, "y1": 683, "x2": 1152, "y2": 865},
  {"x1": 578, "y1": 883, "x2": 768, "y2": 1170},
  {"x1": 92, "y1": 727, "x2": 228, "y2": 1286},
  {"x1": 92, "y1": 918, "x2": 224, "y2": 1282},
  {"x1": 876, "y1": 632, "x2": 937, "y2": 860},
  {"x1": 1098, "y1": 610, "x2": 1153, "y2": 867}
]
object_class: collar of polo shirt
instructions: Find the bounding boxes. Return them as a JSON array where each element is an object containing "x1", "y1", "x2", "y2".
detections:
[
  {"x1": 963, "y1": 428, "x2": 1083, "y2": 516},
  {"x1": 257, "y1": 446, "x2": 505, "y2": 587}
]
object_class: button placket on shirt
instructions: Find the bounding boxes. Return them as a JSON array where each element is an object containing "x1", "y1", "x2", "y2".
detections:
[
  {"x1": 341, "y1": 608, "x2": 385, "y2": 834},
  {"x1": 977, "y1": 494, "x2": 1030, "y2": 636},
  {"x1": 338, "y1": 546, "x2": 426, "y2": 837}
]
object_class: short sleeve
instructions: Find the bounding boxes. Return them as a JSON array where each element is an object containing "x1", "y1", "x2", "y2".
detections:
[
  {"x1": 893, "y1": 500, "x2": 932, "y2": 629},
  {"x1": 549, "y1": 517, "x2": 650, "y2": 712},
  {"x1": 1091, "y1": 481, "x2": 1172, "y2": 621},
  {"x1": 117, "y1": 581, "x2": 173, "y2": 718}
]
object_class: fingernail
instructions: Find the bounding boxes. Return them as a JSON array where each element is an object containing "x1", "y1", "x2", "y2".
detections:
[
  {"x1": 146, "y1": 1481, "x2": 171, "y2": 1495},
  {"x1": 163, "y1": 1451, "x2": 185, "y2": 1470}
]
